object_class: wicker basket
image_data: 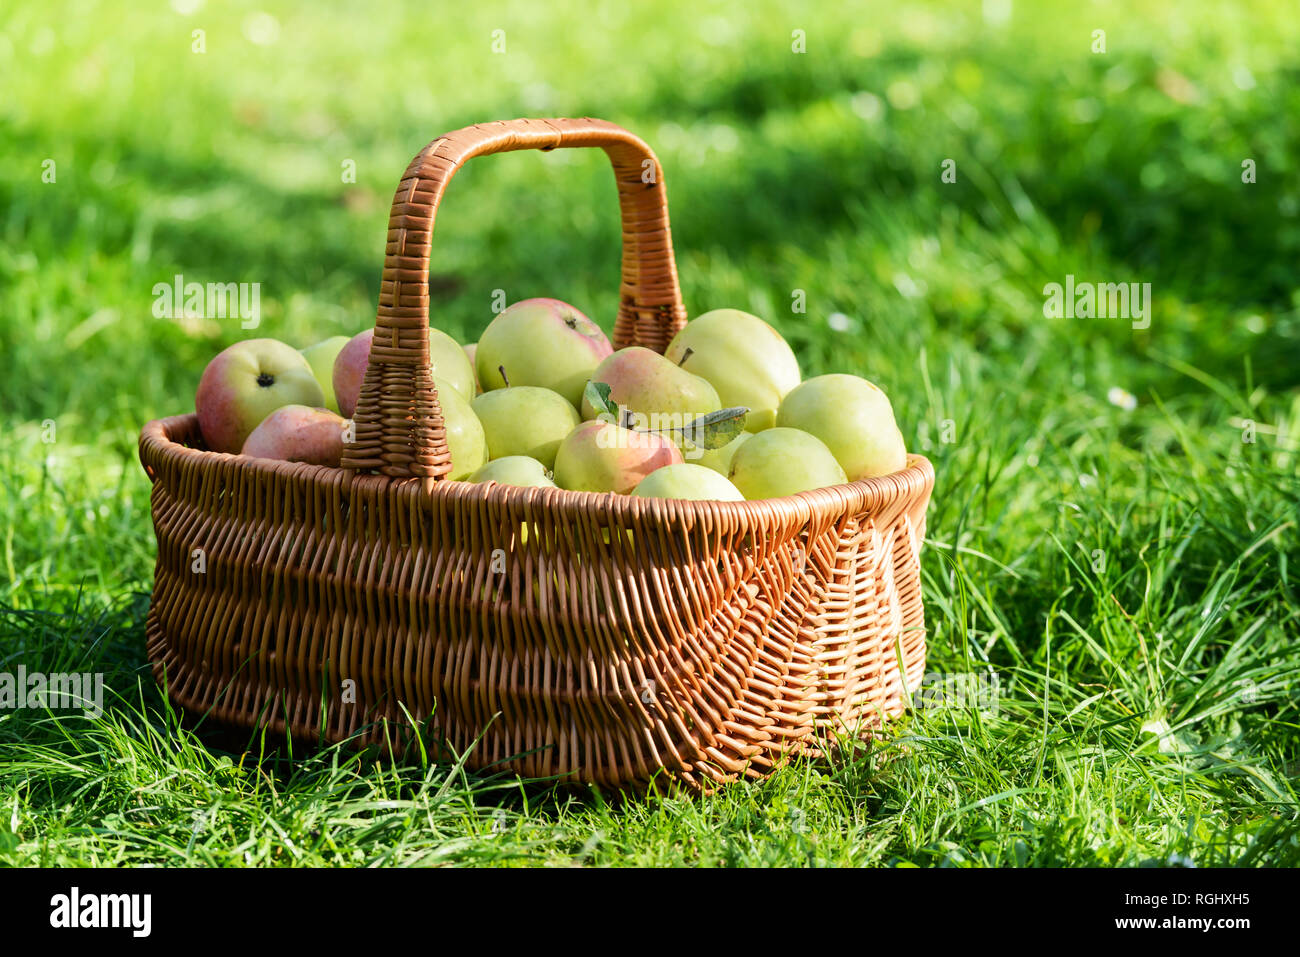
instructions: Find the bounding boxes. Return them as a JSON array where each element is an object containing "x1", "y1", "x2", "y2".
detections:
[{"x1": 138, "y1": 117, "x2": 935, "y2": 790}]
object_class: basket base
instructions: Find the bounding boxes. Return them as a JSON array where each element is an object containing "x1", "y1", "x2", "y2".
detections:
[{"x1": 139, "y1": 413, "x2": 933, "y2": 791}]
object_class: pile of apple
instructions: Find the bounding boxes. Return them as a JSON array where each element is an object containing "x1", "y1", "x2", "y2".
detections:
[{"x1": 193, "y1": 298, "x2": 907, "y2": 500}]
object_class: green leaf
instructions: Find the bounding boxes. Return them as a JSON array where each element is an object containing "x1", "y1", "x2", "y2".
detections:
[
  {"x1": 583, "y1": 380, "x2": 619, "y2": 419},
  {"x1": 671, "y1": 407, "x2": 749, "y2": 450}
]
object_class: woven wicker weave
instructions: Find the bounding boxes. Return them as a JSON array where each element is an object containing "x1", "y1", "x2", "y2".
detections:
[{"x1": 138, "y1": 117, "x2": 935, "y2": 790}]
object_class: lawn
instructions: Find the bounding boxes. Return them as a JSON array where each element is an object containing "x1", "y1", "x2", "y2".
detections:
[{"x1": 1, "y1": 0, "x2": 1297, "y2": 866}]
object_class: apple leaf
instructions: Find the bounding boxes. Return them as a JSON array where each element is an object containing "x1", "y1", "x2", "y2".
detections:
[
  {"x1": 674, "y1": 406, "x2": 749, "y2": 450},
  {"x1": 584, "y1": 380, "x2": 619, "y2": 419}
]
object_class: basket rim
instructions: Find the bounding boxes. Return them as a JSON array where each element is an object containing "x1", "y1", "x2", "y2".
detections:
[{"x1": 141, "y1": 412, "x2": 935, "y2": 522}]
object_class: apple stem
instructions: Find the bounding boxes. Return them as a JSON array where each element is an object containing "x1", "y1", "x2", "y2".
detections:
[
  {"x1": 677, "y1": 347, "x2": 694, "y2": 367},
  {"x1": 498, "y1": 365, "x2": 510, "y2": 388}
]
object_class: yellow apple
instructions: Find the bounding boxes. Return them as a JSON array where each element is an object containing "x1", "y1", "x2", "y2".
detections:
[
  {"x1": 469, "y1": 455, "x2": 557, "y2": 488},
  {"x1": 471, "y1": 386, "x2": 580, "y2": 470},
  {"x1": 728, "y1": 427, "x2": 847, "y2": 499},
  {"x1": 777, "y1": 374, "x2": 907, "y2": 479},
  {"x1": 664, "y1": 309, "x2": 800, "y2": 432},
  {"x1": 633, "y1": 463, "x2": 744, "y2": 501},
  {"x1": 475, "y1": 298, "x2": 612, "y2": 406},
  {"x1": 433, "y1": 376, "x2": 489, "y2": 481}
]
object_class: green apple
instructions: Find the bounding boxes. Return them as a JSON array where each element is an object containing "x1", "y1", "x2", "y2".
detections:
[
  {"x1": 429, "y1": 327, "x2": 477, "y2": 402},
  {"x1": 300, "y1": 336, "x2": 350, "y2": 413},
  {"x1": 684, "y1": 429, "x2": 752, "y2": 474},
  {"x1": 433, "y1": 375, "x2": 489, "y2": 480},
  {"x1": 777, "y1": 374, "x2": 907, "y2": 479},
  {"x1": 664, "y1": 308, "x2": 800, "y2": 432},
  {"x1": 579, "y1": 347, "x2": 721, "y2": 432},
  {"x1": 633, "y1": 463, "x2": 744, "y2": 501},
  {"x1": 469, "y1": 455, "x2": 555, "y2": 545},
  {"x1": 469, "y1": 455, "x2": 556, "y2": 488},
  {"x1": 196, "y1": 338, "x2": 325, "y2": 453},
  {"x1": 727, "y1": 427, "x2": 847, "y2": 499},
  {"x1": 471, "y1": 386, "x2": 580, "y2": 470},
  {"x1": 553, "y1": 419, "x2": 683, "y2": 494},
  {"x1": 464, "y1": 342, "x2": 481, "y2": 394},
  {"x1": 475, "y1": 298, "x2": 612, "y2": 406},
  {"x1": 241, "y1": 404, "x2": 348, "y2": 466}
]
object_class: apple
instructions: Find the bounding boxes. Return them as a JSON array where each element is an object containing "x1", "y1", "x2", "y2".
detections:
[
  {"x1": 431, "y1": 375, "x2": 489, "y2": 481},
  {"x1": 196, "y1": 338, "x2": 325, "y2": 453},
  {"x1": 469, "y1": 455, "x2": 557, "y2": 488},
  {"x1": 777, "y1": 374, "x2": 906, "y2": 480},
  {"x1": 331, "y1": 329, "x2": 373, "y2": 418},
  {"x1": 334, "y1": 327, "x2": 477, "y2": 419},
  {"x1": 240, "y1": 404, "x2": 348, "y2": 466},
  {"x1": 553, "y1": 420, "x2": 683, "y2": 494},
  {"x1": 300, "y1": 336, "x2": 350, "y2": 413},
  {"x1": 464, "y1": 342, "x2": 481, "y2": 394},
  {"x1": 633, "y1": 463, "x2": 744, "y2": 501},
  {"x1": 727, "y1": 427, "x2": 847, "y2": 499},
  {"x1": 579, "y1": 347, "x2": 721, "y2": 430},
  {"x1": 473, "y1": 455, "x2": 553, "y2": 546},
  {"x1": 428, "y1": 327, "x2": 477, "y2": 402},
  {"x1": 475, "y1": 298, "x2": 612, "y2": 406},
  {"x1": 470, "y1": 456, "x2": 555, "y2": 546},
  {"x1": 471, "y1": 386, "x2": 581, "y2": 470},
  {"x1": 684, "y1": 429, "x2": 752, "y2": 473},
  {"x1": 664, "y1": 309, "x2": 801, "y2": 432}
]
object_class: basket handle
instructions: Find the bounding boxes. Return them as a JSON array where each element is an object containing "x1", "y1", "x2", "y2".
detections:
[{"x1": 341, "y1": 117, "x2": 687, "y2": 480}]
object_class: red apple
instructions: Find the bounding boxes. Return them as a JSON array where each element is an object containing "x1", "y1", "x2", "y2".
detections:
[
  {"x1": 240, "y1": 404, "x2": 349, "y2": 466},
  {"x1": 331, "y1": 329, "x2": 373, "y2": 419},
  {"x1": 552, "y1": 419, "x2": 683, "y2": 494},
  {"x1": 195, "y1": 338, "x2": 325, "y2": 453}
]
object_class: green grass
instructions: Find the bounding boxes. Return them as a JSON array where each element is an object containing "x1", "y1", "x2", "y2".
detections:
[{"x1": 2, "y1": 0, "x2": 1298, "y2": 866}]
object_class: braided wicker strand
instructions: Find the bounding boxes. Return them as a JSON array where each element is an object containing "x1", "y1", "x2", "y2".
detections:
[{"x1": 343, "y1": 118, "x2": 687, "y2": 480}]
